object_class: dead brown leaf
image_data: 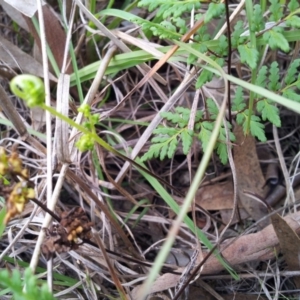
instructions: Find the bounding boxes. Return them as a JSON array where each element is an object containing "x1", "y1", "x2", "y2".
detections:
[
  {"x1": 194, "y1": 180, "x2": 238, "y2": 210},
  {"x1": 234, "y1": 125, "x2": 269, "y2": 227},
  {"x1": 0, "y1": 37, "x2": 56, "y2": 81},
  {"x1": 271, "y1": 212, "x2": 300, "y2": 288},
  {"x1": 23, "y1": 5, "x2": 73, "y2": 74},
  {"x1": 202, "y1": 211, "x2": 300, "y2": 275}
]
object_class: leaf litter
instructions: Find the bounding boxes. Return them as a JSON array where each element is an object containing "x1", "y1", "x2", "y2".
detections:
[{"x1": 1, "y1": 1, "x2": 300, "y2": 299}]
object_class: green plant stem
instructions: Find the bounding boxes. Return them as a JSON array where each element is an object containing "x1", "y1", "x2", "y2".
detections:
[
  {"x1": 245, "y1": 0, "x2": 258, "y2": 135},
  {"x1": 38, "y1": 103, "x2": 183, "y2": 196}
]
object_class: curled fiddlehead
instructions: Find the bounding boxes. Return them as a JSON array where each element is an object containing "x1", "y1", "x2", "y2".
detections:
[{"x1": 10, "y1": 74, "x2": 45, "y2": 107}]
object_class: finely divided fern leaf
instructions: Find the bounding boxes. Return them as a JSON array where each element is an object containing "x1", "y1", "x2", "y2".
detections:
[
  {"x1": 286, "y1": 15, "x2": 300, "y2": 28},
  {"x1": 199, "y1": 121, "x2": 213, "y2": 152},
  {"x1": 132, "y1": 18, "x2": 180, "y2": 39},
  {"x1": 196, "y1": 69, "x2": 214, "y2": 88},
  {"x1": 207, "y1": 98, "x2": 218, "y2": 119},
  {"x1": 232, "y1": 87, "x2": 246, "y2": 111},
  {"x1": 181, "y1": 129, "x2": 194, "y2": 154},
  {"x1": 168, "y1": 138, "x2": 179, "y2": 158},
  {"x1": 238, "y1": 44, "x2": 259, "y2": 70},
  {"x1": 284, "y1": 59, "x2": 300, "y2": 85},
  {"x1": 238, "y1": 111, "x2": 266, "y2": 142},
  {"x1": 255, "y1": 66, "x2": 268, "y2": 87},
  {"x1": 257, "y1": 99, "x2": 281, "y2": 126},
  {"x1": 283, "y1": 89, "x2": 300, "y2": 102},
  {"x1": 153, "y1": 127, "x2": 178, "y2": 136},
  {"x1": 263, "y1": 27, "x2": 290, "y2": 52},
  {"x1": 268, "y1": 62, "x2": 280, "y2": 91},
  {"x1": 205, "y1": 3, "x2": 225, "y2": 23},
  {"x1": 269, "y1": 0, "x2": 283, "y2": 21}
]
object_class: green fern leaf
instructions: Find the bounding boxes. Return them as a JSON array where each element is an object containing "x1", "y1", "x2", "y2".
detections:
[
  {"x1": 195, "y1": 25, "x2": 211, "y2": 42},
  {"x1": 138, "y1": 0, "x2": 161, "y2": 11},
  {"x1": 175, "y1": 107, "x2": 191, "y2": 123},
  {"x1": 167, "y1": 138, "x2": 178, "y2": 158},
  {"x1": 175, "y1": 106, "x2": 190, "y2": 115},
  {"x1": 245, "y1": 114, "x2": 266, "y2": 142},
  {"x1": 232, "y1": 87, "x2": 245, "y2": 111},
  {"x1": 141, "y1": 143, "x2": 164, "y2": 161},
  {"x1": 162, "y1": 3, "x2": 200, "y2": 19},
  {"x1": 195, "y1": 110, "x2": 203, "y2": 122},
  {"x1": 251, "y1": 4, "x2": 264, "y2": 32},
  {"x1": 219, "y1": 124, "x2": 235, "y2": 141},
  {"x1": 207, "y1": 98, "x2": 218, "y2": 119},
  {"x1": 268, "y1": 62, "x2": 280, "y2": 91},
  {"x1": 257, "y1": 99, "x2": 281, "y2": 126},
  {"x1": 269, "y1": 0, "x2": 283, "y2": 21},
  {"x1": 196, "y1": 69, "x2": 214, "y2": 88},
  {"x1": 231, "y1": 21, "x2": 246, "y2": 48},
  {"x1": 216, "y1": 35, "x2": 228, "y2": 56},
  {"x1": 216, "y1": 142, "x2": 228, "y2": 165},
  {"x1": 160, "y1": 20, "x2": 177, "y2": 32},
  {"x1": 237, "y1": 111, "x2": 266, "y2": 141},
  {"x1": 263, "y1": 27, "x2": 290, "y2": 52},
  {"x1": 160, "y1": 143, "x2": 169, "y2": 160},
  {"x1": 205, "y1": 3, "x2": 225, "y2": 23},
  {"x1": 255, "y1": 66, "x2": 267, "y2": 87},
  {"x1": 151, "y1": 135, "x2": 171, "y2": 144},
  {"x1": 188, "y1": 42, "x2": 208, "y2": 65},
  {"x1": 286, "y1": 16, "x2": 300, "y2": 28},
  {"x1": 238, "y1": 44, "x2": 259, "y2": 70},
  {"x1": 181, "y1": 129, "x2": 194, "y2": 155},
  {"x1": 153, "y1": 127, "x2": 178, "y2": 136},
  {"x1": 160, "y1": 112, "x2": 182, "y2": 123},
  {"x1": 199, "y1": 121, "x2": 213, "y2": 152},
  {"x1": 236, "y1": 112, "x2": 245, "y2": 125},
  {"x1": 132, "y1": 18, "x2": 180, "y2": 39},
  {"x1": 173, "y1": 17, "x2": 188, "y2": 34},
  {"x1": 283, "y1": 89, "x2": 300, "y2": 102},
  {"x1": 284, "y1": 59, "x2": 300, "y2": 85},
  {"x1": 288, "y1": 0, "x2": 299, "y2": 11}
]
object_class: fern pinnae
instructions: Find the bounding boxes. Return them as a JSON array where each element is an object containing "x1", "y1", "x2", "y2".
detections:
[
  {"x1": 180, "y1": 129, "x2": 194, "y2": 155},
  {"x1": 268, "y1": 62, "x2": 280, "y2": 91},
  {"x1": 232, "y1": 87, "x2": 246, "y2": 112},
  {"x1": 168, "y1": 138, "x2": 179, "y2": 159},
  {"x1": 284, "y1": 58, "x2": 300, "y2": 85}
]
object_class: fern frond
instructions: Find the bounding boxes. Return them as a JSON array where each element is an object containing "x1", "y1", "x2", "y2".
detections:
[
  {"x1": 168, "y1": 138, "x2": 179, "y2": 158},
  {"x1": 232, "y1": 87, "x2": 245, "y2": 111},
  {"x1": 206, "y1": 98, "x2": 218, "y2": 119},
  {"x1": 268, "y1": 62, "x2": 280, "y2": 91},
  {"x1": 255, "y1": 66, "x2": 267, "y2": 88},
  {"x1": 257, "y1": 99, "x2": 281, "y2": 126},
  {"x1": 160, "y1": 112, "x2": 183, "y2": 123},
  {"x1": 284, "y1": 59, "x2": 300, "y2": 85},
  {"x1": 180, "y1": 129, "x2": 194, "y2": 155},
  {"x1": 131, "y1": 18, "x2": 181, "y2": 39},
  {"x1": 198, "y1": 121, "x2": 213, "y2": 152},
  {"x1": 283, "y1": 89, "x2": 300, "y2": 102},
  {"x1": 153, "y1": 127, "x2": 178, "y2": 136}
]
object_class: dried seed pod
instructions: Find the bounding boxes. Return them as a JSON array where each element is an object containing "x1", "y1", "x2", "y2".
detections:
[{"x1": 41, "y1": 207, "x2": 93, "y2": 260}]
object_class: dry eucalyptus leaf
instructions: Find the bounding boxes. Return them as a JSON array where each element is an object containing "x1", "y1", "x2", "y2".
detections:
[
  {"x1": 3, "y1": 0, "x2": 45, "y2": 18},
  {"x1": 234, "y1": 125, "x2": 269, "y2": 227},
  {"x1": 0, "y1": 37, "x2": 56, "y2": 81},
  {"x1": 131, "y1": 273, "x2": 181, "y2": 300},
  {"x1": 271, "y1": 212, "x2": 300, "y2": 288},
  {"x1": 194, "y1": 180, "x2": 242, "y2": 210},
  {"x1": 0, "y1": 0, "x2": 28, "y2": 30},
  {"x1": 24, "y1": 5, "x2": 73, "y2": 74}
]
